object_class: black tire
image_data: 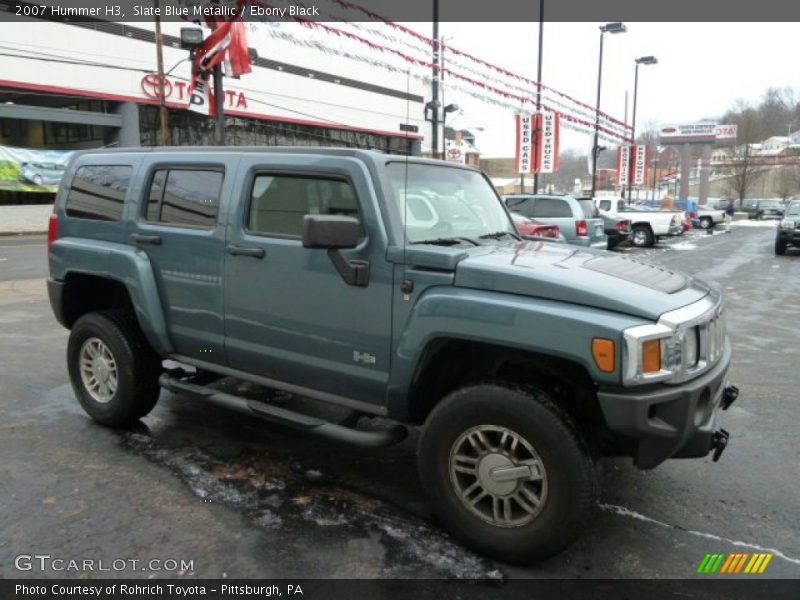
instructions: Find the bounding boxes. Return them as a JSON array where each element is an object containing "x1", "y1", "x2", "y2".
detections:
[
  {"x1": 775, "y1": 236, "x2": 787, "y2": 255},
  {"x1": 418, "y1": 384, "x2": 598, "y2": 563},
  {"x1": 67, "y1": 310, "x2": 162, "y2": 426},
  {"x1": 631, "y1": 224, "x2": 654, "y2": 248},
  {"x1": 699, "y1": 217, "x2": 713, "y2": 230}
]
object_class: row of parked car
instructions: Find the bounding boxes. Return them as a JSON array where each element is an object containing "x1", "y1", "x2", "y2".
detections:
[{"x1": 502, "y1": 194, "x2": 725, "y2": 250}]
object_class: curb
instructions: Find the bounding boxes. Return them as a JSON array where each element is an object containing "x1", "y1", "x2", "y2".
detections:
[{"x1": 0, "y1": 231, "x2": 48, "y2": 237}]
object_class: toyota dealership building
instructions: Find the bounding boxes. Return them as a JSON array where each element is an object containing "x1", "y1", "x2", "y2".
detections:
[{"x1": 0, "y1": 14, "x2": 426, "y2": 167}]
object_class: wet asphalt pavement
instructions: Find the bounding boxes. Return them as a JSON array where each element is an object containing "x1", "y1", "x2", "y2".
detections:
[{"x1": 0, "y1": 225, "x2": 798, "y2": 580}]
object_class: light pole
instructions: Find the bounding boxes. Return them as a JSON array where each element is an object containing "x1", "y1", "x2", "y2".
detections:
[
  {"x1": 627, "y1": 55, "x2": 658, "y2": 202},
  {"x1": 533, "y1": 0, "x2": 544, "y2": 194},
  {"x1": 441, "y1": 103, "x2": 459, "y2": 156},
  {"x1": 590, "y1": 22, "x2": 626, "y2": 198}
]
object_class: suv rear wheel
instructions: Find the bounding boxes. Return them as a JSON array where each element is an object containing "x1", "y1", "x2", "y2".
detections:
[
  {"x1": 67, "y1": 310, "x2": 162, "y2": 426},
  {"x1": 418, "y1": 383, "x2": 597, "y2": 563}
]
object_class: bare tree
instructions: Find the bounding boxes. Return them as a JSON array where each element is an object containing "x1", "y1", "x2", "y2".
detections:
[
  {"x1": 725, "y1": 144, "x2": 766, "y2": 207},
  {"x1": 776, "y1": 165, "x2": 800, "y2": 200}
]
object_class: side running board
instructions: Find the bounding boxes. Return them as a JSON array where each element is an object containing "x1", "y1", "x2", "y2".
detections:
[{"x1": 159, "y1": 373, "x2": 407, "y2": 448}]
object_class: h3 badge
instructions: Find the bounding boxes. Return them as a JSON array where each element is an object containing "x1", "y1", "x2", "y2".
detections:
[{"x1": 353, "y1": 351, "x2": 377, "y2": 365}]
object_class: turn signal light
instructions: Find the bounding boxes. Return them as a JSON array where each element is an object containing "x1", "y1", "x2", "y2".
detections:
[
  {"x1": 642, "y1": 339, "x2": 662, "y2": 373},
  {"x1": 592, "y1": 338, "x2": 616, "y2": 373}
]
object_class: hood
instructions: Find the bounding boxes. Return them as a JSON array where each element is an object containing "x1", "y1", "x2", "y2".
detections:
[{"x1": 454, "y1": 241, "x2": 710, "y2": 320}]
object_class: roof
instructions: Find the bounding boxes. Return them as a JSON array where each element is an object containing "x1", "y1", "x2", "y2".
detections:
[{"x1": 71, "y1": 146, "x2": 482, "y2": 172}]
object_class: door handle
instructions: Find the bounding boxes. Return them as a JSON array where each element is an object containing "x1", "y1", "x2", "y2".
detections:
[
  {"x1": 130, "y1": 233, "x2": 162, "y2": 245},
  {"x1": 226, "y1": 244, "x2": 266, "y2": 259}
]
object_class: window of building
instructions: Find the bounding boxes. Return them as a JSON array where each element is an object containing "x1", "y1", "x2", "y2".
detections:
[
  {"x1": 43, "y1": 122, "x2": 104, "y2": 145},
  {"x1": 145, "y1": 168, "x2": 223, "y2": 228},
  {"x1": 248, "y1": 174, "x2": 360, "y2": 238},
  {"x1": 65, "y1": 165, "x2": 131, "y2": 221}
]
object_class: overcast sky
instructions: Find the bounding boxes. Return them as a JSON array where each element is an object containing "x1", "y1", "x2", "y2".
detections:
[{"x1": 414, "y1": 22, "x2": 800, "y2": 156}]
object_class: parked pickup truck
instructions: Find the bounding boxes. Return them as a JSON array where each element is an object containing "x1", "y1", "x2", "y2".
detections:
[
  {"x1": 641, "y1": 198, "x2": 726, "y2": 230},
  {"x1": 48, "y1": 148, "x2": 738, "y2": 563},
  {"x1": 595, "y1": 198, "x2": 683, "y2": 247}
]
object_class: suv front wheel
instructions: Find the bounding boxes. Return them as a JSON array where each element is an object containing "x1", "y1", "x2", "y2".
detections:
[
  {"x1": 418, "y1": 384, "x2": 597, "y2": 563},
  {"x1": 67, "y1": 310, "x2": 162, "y2": 426}
]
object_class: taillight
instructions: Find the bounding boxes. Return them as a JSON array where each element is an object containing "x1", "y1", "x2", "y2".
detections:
[
  {"x1": 615, "y1": 220, "x2": 630, "y2": 232},
  {"x1": 544, "y1": 226, "x2": 559, "y2": 238},
  {"x1": 47, "y1": 213, "x2": 58, "y2": 253},
  {"x1": 575, "y1": 219, "x2": 588, "y2": 237}
]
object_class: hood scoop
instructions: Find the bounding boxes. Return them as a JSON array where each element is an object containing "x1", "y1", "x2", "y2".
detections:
[{"x1": 582, "y1": 255, "x2": 687, "y2": 294}]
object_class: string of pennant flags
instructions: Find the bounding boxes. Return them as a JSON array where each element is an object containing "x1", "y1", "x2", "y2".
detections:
[{"x1": 180, "y1": 0, "x2": 636, "y2": 162}]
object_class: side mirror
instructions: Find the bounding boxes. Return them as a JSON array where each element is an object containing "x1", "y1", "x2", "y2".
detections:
[{"x1": 302, "y1": 215, "x2": 361, "y2": 249}]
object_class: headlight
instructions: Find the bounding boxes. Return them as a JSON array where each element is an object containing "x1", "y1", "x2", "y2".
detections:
[
  {"x1": 622, "y1": 300, "x2": 723, "y2": 387},
  {"x1": 780, "y1": 218, "x2": 796, "y2": 229}
]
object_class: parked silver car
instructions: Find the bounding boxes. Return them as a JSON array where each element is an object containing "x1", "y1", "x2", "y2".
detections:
[
  {"x1": 20, "y1": 161, "x2": 66, "y2": 186},
  {"x1": 503, "y1": 194, "x2": 607, "y2": 248}
]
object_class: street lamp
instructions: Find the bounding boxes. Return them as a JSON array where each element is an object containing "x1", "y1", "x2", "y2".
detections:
[
  {"x1": 627, "y1": 55, "x2": 658, "y2": 202},
  {"x1": 590, "y1": 22, "x2": 627, "y2": 198},
  {"x1": 441, "y1": 103, "x2": 460, "y2": 157}
]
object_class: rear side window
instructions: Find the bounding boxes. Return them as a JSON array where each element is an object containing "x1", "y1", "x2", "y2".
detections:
[
  {"x1": 145, "y1": 168, "x2": 222, "y2": 227},
  {"x1": 532, "y1": 198, "x2": 572, "y2": 218},
  {"x1": 505, "y1": 197, "x2": 533, "y2": 216},
  {"x1": 248, "y1": 174, "x2": 360, "y2": 238},
  {"x1": 65, "y1": 165, "x2": 131, "y2": 221}
]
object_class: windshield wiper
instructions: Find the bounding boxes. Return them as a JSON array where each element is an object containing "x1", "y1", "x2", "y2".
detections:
[
  {"x1": 478, "y1": 231, "x2": 521, "y2": 241},
  {"x1": 411, "y1": 237, "x2": 482, "y2": 246}
]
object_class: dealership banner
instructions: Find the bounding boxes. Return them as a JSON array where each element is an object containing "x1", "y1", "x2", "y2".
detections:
[
  {"x1": 0, "y1": 146, "x2": 74, "y2": 193},
  {"x1": 514, "y1": 113, "x2": 534, "y2": 174},
  {"x1": 631, "y1": 144, "x2": 649, "y2": 185},
  {"x1": 616, "y1": 146, "x2": 631, "y2": 186},
  {"x1": 534, "y1": 111, "x2": 560, "y2": 173}
]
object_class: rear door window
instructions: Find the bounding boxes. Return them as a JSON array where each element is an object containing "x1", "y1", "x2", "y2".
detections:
[
  {"x1": 532, "y1": 198, "x2": 572, "y2": 218},
  {"x1": 145, "y1": 168, "x2": 223, "y2": 228},
  {"x1": 65, "y1": 165, "x2": 131, "y2": 221}
]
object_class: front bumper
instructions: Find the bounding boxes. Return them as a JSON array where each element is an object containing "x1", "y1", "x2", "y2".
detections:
[
  {"x1": 597, "y1": 340, "x2": 735, "y2": 469},
  {"x1": 777, "y1": 228, "x2": 800, "y2": 244}
]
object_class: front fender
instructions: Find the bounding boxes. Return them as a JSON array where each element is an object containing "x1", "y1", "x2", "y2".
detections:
[
  {"x1": 49, "y1": 237, "x2": 173, "y2": 355},
  {"x1": 386, "y1": 287, "x2": 649, "y2": 420}
]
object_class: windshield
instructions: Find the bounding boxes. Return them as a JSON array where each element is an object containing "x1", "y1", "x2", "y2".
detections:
[
  {"x1": 760, "y1": 200, "x2": 782, "y2": 208},
  {"x1": 386, "y1": 162, "x2": 515, "y2": 243},
  {"x1": 785, "y1": 203, "x2": 800, "y2": 217}
]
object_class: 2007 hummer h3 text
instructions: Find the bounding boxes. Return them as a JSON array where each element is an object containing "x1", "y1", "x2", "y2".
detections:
[{"x1": 47, "y1": 148, "x2": 739, "y2": 562}]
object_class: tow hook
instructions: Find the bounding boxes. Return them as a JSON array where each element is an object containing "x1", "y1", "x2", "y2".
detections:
[
  {"x1": 710, "y1": 428, "x2": 730, "y2": 462},
  {"x1": 721, "y1": 384, "x2": 739, "y2": 410}
]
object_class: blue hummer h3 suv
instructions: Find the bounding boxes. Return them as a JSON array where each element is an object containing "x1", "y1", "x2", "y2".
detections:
[{"x1": 47, "y1": 147, "x2": 739, "y2": 562}]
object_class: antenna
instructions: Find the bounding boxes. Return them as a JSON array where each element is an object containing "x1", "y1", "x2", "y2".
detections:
[{"x1": 402, "y1": 67, "x2": 410, "y2": 278}]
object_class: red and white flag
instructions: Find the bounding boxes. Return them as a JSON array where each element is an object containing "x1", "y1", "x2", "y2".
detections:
[
  {"x1": 534, "y1": 111, "x2": 560, "y2": 174},
  {"x1": 188, "y1": 5, "x2": 252, "y2": 116},
  {"x1": 616, "y1": 146, "x2": 631, "y2": 186},
  {"x1": 514, "y1": 113, "x2": 534, "y2": 174},
  {"x1": 631, "y1": 144, "x2": 649, "y2": 185}
]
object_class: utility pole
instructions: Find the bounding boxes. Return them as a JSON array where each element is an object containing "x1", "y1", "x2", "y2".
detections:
[
  {"x1": 153, "y1": 0, "x2": 170, "y2": 145},
  {"x1": 533, "y1": 0, "x2": 544, "y2": 194},
  {"x1": 431, "y1": 0, "x2": 440, "y2": 159},
  {"x1": 213, "y1": 63, "x2": 224, "y2": 145}
]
